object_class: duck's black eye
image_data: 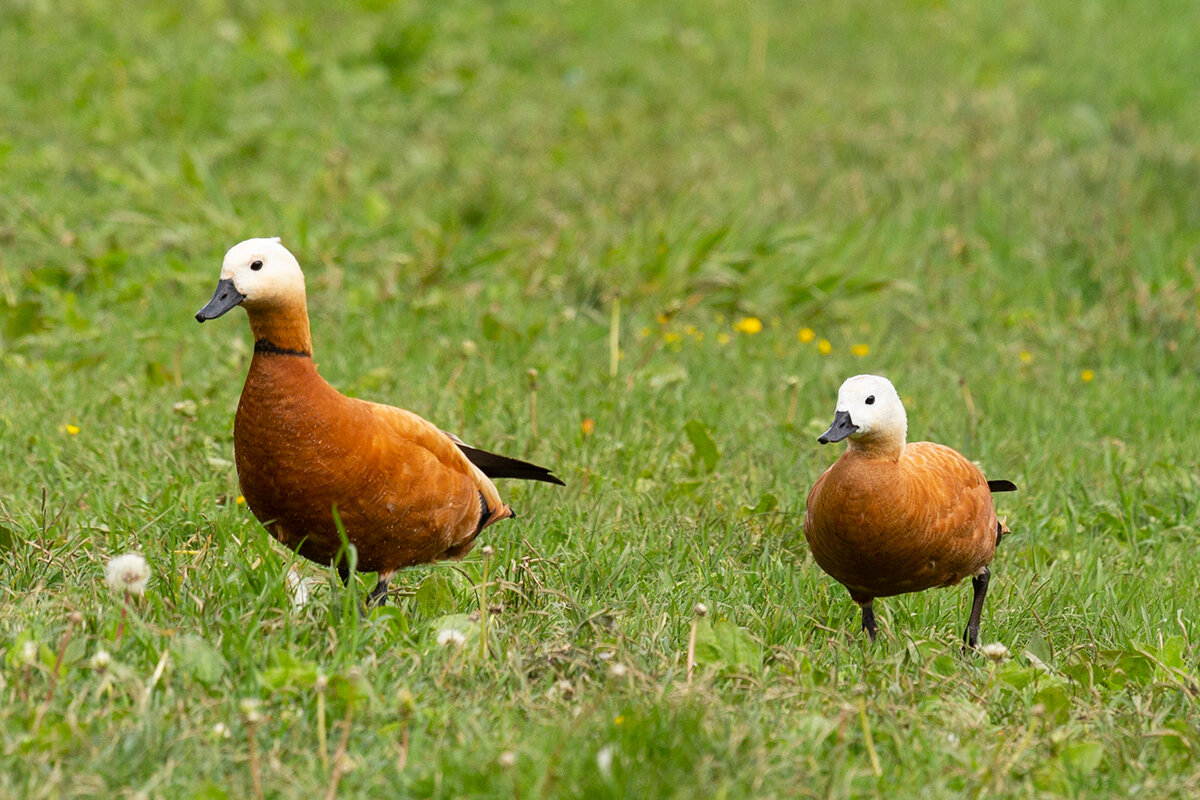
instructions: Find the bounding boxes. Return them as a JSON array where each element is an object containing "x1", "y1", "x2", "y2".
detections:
[
  {"x1": 251, "y1": 260, "x2": 264, "y2": 271},
  {"x1": 865, "y1": 395, "x2": 876, "y2": 405}
]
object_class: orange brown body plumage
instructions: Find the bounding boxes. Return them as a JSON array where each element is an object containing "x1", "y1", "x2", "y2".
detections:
[
  {"x1": 804, "y1": 375, "x2": 1015, "y2": 647},
  {"x1": 197, "y1": 238, "x2": 562, "y2": 603}
]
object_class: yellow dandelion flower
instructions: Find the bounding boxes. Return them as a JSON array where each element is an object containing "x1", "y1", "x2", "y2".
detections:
[
  {"x1": 716, "y1": 332, "x2": 731, "y2": 345},
  {"x1": 683, "y1": 324, "x2": 702, "y2": 340},
  {"x1": 64, "y1": 424, "x2": 81, "y2": 435},
  {"x1": 850, "y1": 344, "x2": 870, "y2": 357},
  {"x1": 798, "y1": 327, "x2": 815, "y2": 343},
  {"x1": 236, "y1": 495, "x2": 246, "y2": 505},
  {"x1": 638, "y1": 326, "x2": 651, "y2": 339},
  {"x1": 733, "y1": 316, "x2": 763, "y2": 335},
  {"x1": 817, "y1": 338, "x2": 832, "y2": 355},
  {"x1": 1080, "y1": 369, "x2": 1095, "y2": 383},
  {"x1": 581, "y1": 418, "x2": 595, "y2": 436},
  {"x1": 664, "y1": 332, "x2": 683, "y2": 344},
  {"x1": 655, "y1": 313, "x2": 669, "y2": 325},
  {"x1": 614, "y1": 715, "x2": 625, "y2": 726},
  {"x1": 1019, "y1": 350, "x2": 1033, "y2": 364}
]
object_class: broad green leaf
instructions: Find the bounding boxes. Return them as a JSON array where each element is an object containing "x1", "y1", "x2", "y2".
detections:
[
  {"x1": 415, "y1": 572, "x2": 456, "y2": 617},
  {"x1": 684, "y1": 419, "x2": 720, "y2": 473},
  {"x1": 694, "y1": 619, "x2": 762, "y2": 672},
  {"x1": 174, "y1": 635, "x2": 228, "y2": 687}
]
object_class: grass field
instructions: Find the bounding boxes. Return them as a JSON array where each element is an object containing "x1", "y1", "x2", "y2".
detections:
[{"x1": 2, "y1": 0, "x2": 1199, "y2": 797}]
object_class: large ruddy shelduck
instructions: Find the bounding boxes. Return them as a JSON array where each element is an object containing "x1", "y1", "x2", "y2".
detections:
[
  {"x1": 804, "y1": 375, "x2": 1016, "y2": 648},
  {"x1": 196, "y1": 238, "x2": 563, "y2": 604}
]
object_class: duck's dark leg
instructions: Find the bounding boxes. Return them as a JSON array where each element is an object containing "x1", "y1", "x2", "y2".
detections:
[
  {"x1": 962, "y1": 567, "x2": 990, "y2": 650},
  {"x1": 367, "y1": 576, "x2": 390, "y2": 607},
  {"x1": 334, "y1": 562, "x2": 388, "y2": 612},
  {"x1": 859, "y1": 601, "x2": 877, "y2": 642}
]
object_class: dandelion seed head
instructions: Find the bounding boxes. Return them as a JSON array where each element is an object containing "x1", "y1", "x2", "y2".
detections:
[
  {"x1": 693, "y1": 602, "x2": 708, "y2": 618},
  {"x1": 90, "y1": 649, "x2": 112, "y2": 670},
  {"x1": 979, "y1": 642, "x2": 1010, "y2": 661},
  {"x1": 437, "y1": 628, "x2": 467, "y2": 648},
  {"x1": 239, "y1": 698, "x2": 264, "y2": 723},
  {"x1": 608, "y1": 662, "x2": 629, "y2": 678},
  {"x1": 105, "y1": 553, "x2": 150, "y2": 596},
  {"x1": 596, "y1": 744, "x2": 615, "y2": 777},
  {"x1": 480, "y1": 545, "x2": 495, "y2": 559},
  {"x1": 21, "y1": 640, "x2": 39, "y2": 664}
]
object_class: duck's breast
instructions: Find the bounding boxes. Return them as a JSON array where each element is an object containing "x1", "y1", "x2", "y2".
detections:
[
  {"x1": 234, "y1": 357, "x2": 487, "y2": 573},
  {"x1": 804, "y1": 442, "x2": 998, "y2": 600}
]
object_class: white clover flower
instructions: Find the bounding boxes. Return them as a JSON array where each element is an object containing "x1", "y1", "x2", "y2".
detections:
[
  {"x1": 497, "y1": 751, "x2": 517, "y2": 769},
  {"x1": 213, "y1": 722, "x2": 231, "y2": 739},
  {"x1": 90, "y1": 649, "x2": 112, "y2": 670},
  {"x1": 979, "y1": 642, "x2": 1010, "y2": 662},
  {"x1": 105, "y1": 553, "x2": 150, "y2": 596},
  {"x1": 437, "y1": 628, "x2": 467, "y2": 648}
]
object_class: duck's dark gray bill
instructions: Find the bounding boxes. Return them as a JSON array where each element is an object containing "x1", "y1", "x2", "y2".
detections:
[
  {"x1": 195, "y1": 278, "x2": 246, "y2": 322},
  {"x1": 817, "y1": 409, "x2": 858, "y2": 444}
]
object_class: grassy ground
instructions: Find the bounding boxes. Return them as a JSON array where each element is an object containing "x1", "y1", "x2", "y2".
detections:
[{"x1": 2, "y1": 0, "x2": 1199, "y2": 797}]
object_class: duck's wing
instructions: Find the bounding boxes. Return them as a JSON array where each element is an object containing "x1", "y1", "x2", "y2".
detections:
[
  {"x1": 902, "y1": 443, "x2": 997, "y2": 542},
  {"x1": 455, "y1": 442, "x2": 565, "y2": 485},
  {"x1": 365, "y1": 402, "x2": 512, "y2": 524},
  {"x1": 441, "y1": 430, "x2": 564, "y2": 485}
]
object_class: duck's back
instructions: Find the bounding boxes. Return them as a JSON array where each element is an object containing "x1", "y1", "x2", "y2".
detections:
[
  {"x1": 234, "y1": 354, "x2": 502, "y2": 573},
  {"x1": 804, "y1": 441, "x2": 998, "y2": 601}
]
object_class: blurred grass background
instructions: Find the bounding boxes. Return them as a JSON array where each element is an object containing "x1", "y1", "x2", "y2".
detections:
[{"x1": 1, "y1": 1, "x2": 1199, "y2": 798}]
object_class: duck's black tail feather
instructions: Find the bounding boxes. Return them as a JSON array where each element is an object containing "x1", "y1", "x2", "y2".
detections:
[
  {"x1": 988, "y1": 479, "x2": 1018, "y2": 493},
  {"x1": 457, "y1": 444, "x2": 566, "y2": 486}
]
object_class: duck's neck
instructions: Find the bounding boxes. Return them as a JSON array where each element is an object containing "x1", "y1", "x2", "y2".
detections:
[
  {"x1": 847, "y1": 436, "x2": 904, "y2": 461},
  {"x1": 246, "y1": 303, "x2": 313, "y2": 357}
]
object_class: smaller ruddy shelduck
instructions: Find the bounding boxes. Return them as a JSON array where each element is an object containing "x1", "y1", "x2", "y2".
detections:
[
  {"x1": 196, "y1": 238, "x2": 564, "y2": 605},
  {"x1": 804, "y1": 375, "x2": 1016, "y2": 648}
]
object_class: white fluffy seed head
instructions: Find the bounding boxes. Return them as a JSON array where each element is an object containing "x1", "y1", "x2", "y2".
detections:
[
  {"x1": 980, "y1": 642, "x2": 1010, "y2": 661},
  {"x1": 437, "y1": 628, "x2": 467, "y2": 648},
  {"x1": 90, "y1": 649, "x2": 112, "y2": 670},
  {"x1": 105, "y1": 553, "x2": 150, "y2": 596}
]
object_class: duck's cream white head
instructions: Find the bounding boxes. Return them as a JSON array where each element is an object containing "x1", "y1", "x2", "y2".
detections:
[
  {"x1": 195, "y1": 238, "x2": 306, "y2": 322},
  {"x1": 818, "y1": 374, "x2": 907, "y2": 456}
]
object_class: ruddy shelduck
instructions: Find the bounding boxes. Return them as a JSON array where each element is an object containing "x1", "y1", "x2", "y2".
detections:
[
  {"x1": 196, "y1": 238, "x2": 563, "y2": 604},
  {"x1": 804, "y1": 375, "x2": 1016, "y2": 648}
]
